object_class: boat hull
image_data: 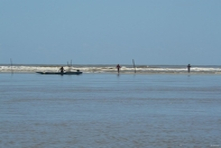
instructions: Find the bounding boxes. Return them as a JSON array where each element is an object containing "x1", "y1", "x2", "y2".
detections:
[{"x1": 36, "y1": 71, "x2": 83, "y2": 75}]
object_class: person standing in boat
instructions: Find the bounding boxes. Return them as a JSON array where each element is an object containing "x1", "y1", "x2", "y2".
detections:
[
  {"x1": 60, "y1": 66, "x2": 64, "y2": 74},
  {"x1": 116, "y1": 64, "x2": 121, "y2": 73},
  {"x1": 187, "y1": 64, "x2": 191, "y2": 73}
]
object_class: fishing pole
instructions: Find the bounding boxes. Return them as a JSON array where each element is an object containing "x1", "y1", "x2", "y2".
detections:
[
  {"x1": 132, "y1": 59, "x2": 136, "y2": 73},
  {"x1": 10, "y1": 58, "x2": 13, "y2": 74}
]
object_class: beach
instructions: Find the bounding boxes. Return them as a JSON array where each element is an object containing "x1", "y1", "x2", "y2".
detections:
[{"x1": 0, "y1": 72, "x2": 221, "y2": 147}]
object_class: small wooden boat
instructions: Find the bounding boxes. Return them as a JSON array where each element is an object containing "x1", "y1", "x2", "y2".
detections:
[{"x1": 36, "y1": 70, "x2": 82, "y2": 75}]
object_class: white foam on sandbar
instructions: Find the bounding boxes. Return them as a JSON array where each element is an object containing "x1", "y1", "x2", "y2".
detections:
[{"x1": 0, "y1": 65, "x2": 221, "y2": 74}]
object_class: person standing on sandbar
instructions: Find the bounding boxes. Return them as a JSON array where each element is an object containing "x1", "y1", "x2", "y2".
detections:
[
  {"x1": 60, "y1": 66, "x2": 64, "y2": 74},
  {"x1": 116, "y1": 64, "x2": 121, "y2": 73},
  {"x1": 187, "y1": 64, "x2": 191, "y2": 73}
]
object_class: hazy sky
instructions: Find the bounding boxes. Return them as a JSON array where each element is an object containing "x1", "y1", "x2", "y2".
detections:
[{"x1": 0, "y1": 0, "x2": 221, "y2": 65}]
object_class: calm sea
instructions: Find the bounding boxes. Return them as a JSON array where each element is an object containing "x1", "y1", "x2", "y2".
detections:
[{"x1": 0, "y1": 73, "x2": 221, "y2": 147}]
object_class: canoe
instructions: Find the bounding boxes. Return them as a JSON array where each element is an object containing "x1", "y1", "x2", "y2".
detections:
[{"x1": 36, "y1": 71, "x2": 83, "y2": 75}]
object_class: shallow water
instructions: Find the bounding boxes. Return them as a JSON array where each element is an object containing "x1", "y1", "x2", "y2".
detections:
[{"x1": 0, "y1": 73, "x2": 221, "y2": 147}]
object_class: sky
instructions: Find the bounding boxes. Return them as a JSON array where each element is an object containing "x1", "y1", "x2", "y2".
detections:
[{"x1": 0, "y1": 0, "x2": 221, "y2": 65}]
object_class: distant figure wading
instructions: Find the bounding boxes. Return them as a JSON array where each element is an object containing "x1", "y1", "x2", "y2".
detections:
[
  {"x1": 60, "y1": 66, "x2": 64, "y2": 74},
  {"x1": 116, "y1": 64, "x2": 121, "y2": 73},
  {"x1": 187, "y1": 64, "x2": 191, "y2": 73}
]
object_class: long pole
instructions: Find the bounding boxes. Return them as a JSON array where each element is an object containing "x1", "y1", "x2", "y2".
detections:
[
  {"x1": 10, "y1": 58, "x2": 13, "y2": 74},
  {"x1": 132, "y1": 59, "x2": 136, "y2": 73}
]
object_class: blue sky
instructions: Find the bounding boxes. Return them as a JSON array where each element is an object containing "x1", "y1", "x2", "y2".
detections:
[{"x1": 0, "y1": 0, "x2": 221, "y2": 65}]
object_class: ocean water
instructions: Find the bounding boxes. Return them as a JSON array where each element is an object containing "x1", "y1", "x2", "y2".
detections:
[{"x1": 0, "y1": 73, "x2": 221, "y2": 148}]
